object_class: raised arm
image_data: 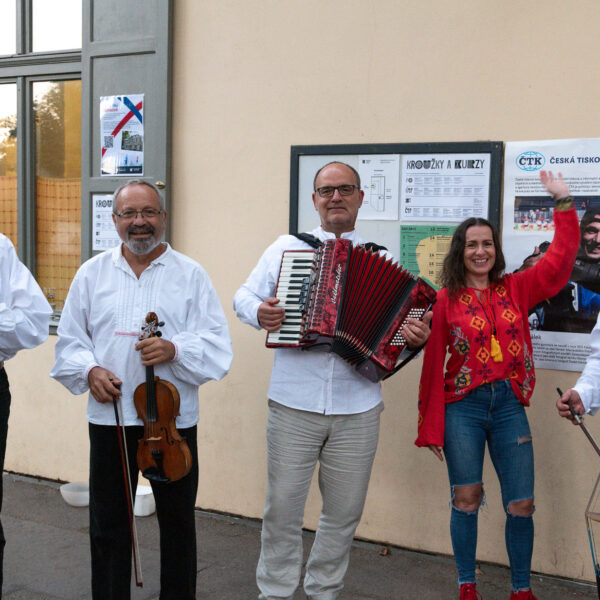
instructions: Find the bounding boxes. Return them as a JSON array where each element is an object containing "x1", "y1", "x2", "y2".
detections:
[
  {"x1": 510, "y1": 171, "x2": 579, "y2": 308},
  {"x1": 539, "y1": 170, "x2": 570, "y2": 199}
]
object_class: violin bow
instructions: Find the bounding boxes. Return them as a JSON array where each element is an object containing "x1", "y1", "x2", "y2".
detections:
[
  {"x1": 557, "y1": 387, "x2": 600, "y2": 598},
  {"x1": 113, "y1": 394, "x2": 143, "y2": 587}
]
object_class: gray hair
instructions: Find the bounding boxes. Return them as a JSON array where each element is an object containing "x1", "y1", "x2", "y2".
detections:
[
  {"x1": 112, "y1": 180, "x2": 165, "y2": 214},
  {"x1": 313, "y1": 161, "x2": 361, "y2": 191}
]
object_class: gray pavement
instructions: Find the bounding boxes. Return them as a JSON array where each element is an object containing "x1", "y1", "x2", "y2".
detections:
[{"x1": 1, "y1": 473, "x2": 596, "y2": 599}]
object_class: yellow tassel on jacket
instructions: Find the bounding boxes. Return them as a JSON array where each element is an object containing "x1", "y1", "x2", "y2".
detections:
[{"x1": 490, "y1": 334, "x2": 503, "y2": 362}]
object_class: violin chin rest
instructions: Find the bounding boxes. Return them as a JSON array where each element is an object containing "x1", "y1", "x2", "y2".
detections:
[{"x1": 142, "y1": 467, "x2": 170, "y2": 484}]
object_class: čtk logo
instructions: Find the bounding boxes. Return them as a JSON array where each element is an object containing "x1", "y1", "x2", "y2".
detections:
[{"x1": 516, "y1": 151, "x2": 545, "y2": 171}]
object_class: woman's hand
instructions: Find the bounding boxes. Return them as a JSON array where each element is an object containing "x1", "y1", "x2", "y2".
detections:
[
  {"x1": 428, "y1": 444, "x2": 444, "y2": 461},
  {"x1": 540, "y1": 170, "x2": 570, "y2": 200}
]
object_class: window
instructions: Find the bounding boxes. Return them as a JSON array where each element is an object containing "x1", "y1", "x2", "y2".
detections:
[
  {"x1": 0, "y1": 1, "x2": 82, "y2": 318},
  {"x1": 34, "y1": 79, "x2": 81, "y2": 310},
  {"x1": 32, "y1": 0, "x2": 82, "y2": 53},
  {"x1": 0, "y1": 83, "x2": 17, "y2": 245},
  {"x1": 0, "y1": 1, "x2": 17, "y2": 56}
]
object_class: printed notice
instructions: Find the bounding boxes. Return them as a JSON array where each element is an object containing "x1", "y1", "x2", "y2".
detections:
[
  {"x1": 357, "y1": 154, "x2": 400, "y2": 220},
  {"x1": 503, "y1": 138, "x2": 600, "y2": 371},
  {"x1": 400, "y1": 154, "x2": 490, "y2": 222},
  {"x1": 100, "y1": 94, "x2": 144, "y2": 176},
  {"x1": 400, "y1": 224, "x2": 456, "y2": 289},
  {"x1": 93, "y1": 194, "x2": 120, "y2": 251}
]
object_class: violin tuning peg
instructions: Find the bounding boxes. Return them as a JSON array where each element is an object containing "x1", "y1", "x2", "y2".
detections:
[
  {"x1": 158, "y1": 321, "x2": 165, "y2": 327},
  {"x1": 156, "y1": 331, "x2": 162, "y2": 337}
]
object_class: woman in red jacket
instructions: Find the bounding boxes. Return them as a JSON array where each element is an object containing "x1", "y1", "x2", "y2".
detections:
[{"x1": 415, "y1": 171, "x2": 579, "y2": 600}]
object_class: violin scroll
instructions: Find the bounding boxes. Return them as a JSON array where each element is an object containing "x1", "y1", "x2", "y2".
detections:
[{"x1": 140, "y1": 312, "x2": 165, "y2": 340}]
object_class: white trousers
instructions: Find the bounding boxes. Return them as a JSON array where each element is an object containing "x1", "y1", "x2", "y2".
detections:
[{"x1": 257, "y1": 400, "x2": 383, "y2": 600}]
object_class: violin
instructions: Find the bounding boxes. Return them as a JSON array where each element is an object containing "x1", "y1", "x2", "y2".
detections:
[{"x1": 134, "y1": 312, "x2": 192, "y2": 483}]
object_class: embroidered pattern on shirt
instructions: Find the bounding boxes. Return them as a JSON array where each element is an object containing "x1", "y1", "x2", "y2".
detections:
[
  {"x1": 519, "y1": 373, "x2": 533, "y2": 399},
  {"x1": 470, "y1": 314, "x2": 486, "y2": 331},
  {"x1": 476, "y1": 346, "x2": 491, "y2": 364},
  {"x1": 450, "y1": 326, "x2": 470, "y2": 355},
  {"x1": 462, "y1": 294, "x2": 492, "y2": 381},
  {"x1": 500, "y1": 308, "x2": 517, "y2": 324},
  {"x1": 523, "y1": 343, "x2": 533, "y2": 372},
  {"x1": 507, "y1": 338, "x2": 522, "y2": 357},
  {"x1": 460, "y1": 291, "x2": 479, "y2": 317},
  {"x1": 454, "y1": 365, "x2": 472, "y2": 390}
]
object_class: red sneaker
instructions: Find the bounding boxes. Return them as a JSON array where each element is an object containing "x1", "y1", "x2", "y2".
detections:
[
  {"x1": 510, "y1": 591, "x2": 537, "y2": 600},
  {"x1": 460, "y1": 583, "x2": 482, "y2": 599}
]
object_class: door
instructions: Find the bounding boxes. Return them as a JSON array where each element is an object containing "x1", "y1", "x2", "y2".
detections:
[{"x1": 81, "y1": 0, "x2": 173, "y2": 259}]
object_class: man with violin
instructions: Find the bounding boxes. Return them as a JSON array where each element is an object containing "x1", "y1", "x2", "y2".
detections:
[
  {"x1": 51, "y1": 180, "x2": 232, "y2": 600},
  {"x1": 0, "y1": 234, "x2": 51, "y2": 595},
  {"x1": 234, "y1": 162, "x2": 431, "y2": 600}
]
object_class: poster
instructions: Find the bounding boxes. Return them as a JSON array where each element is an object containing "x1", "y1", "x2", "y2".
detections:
[
  {"x1": 400, "y1": 224, "x2": 456, "y2": 289},
  {"x1": 92, "y1": 194, "x2": 121, "y2": 251},
  {"x1": 357, "y1": 154, "x2": 400, "y2": 220},
  {"x1": 100, "y1": 94, "x2": 144, "y2": 176},
  {"x1": 503, "y1": 138, "x2": 600, "y2": 371},
  {"x1": 400, "y1": 153, "x2": 490, "y2": 222}
]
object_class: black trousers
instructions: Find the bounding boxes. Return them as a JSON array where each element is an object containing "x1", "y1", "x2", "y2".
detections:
[
  {"x1": 89, "y1": 422, "x2": 198, "y2": 600},
  {"x1": 0, "y1": 368, "x2": 10, "y2": 596}
]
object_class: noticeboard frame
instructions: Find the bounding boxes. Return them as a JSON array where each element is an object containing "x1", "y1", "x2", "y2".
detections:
[{"x1": 289, "y1": 141, "x2": 504, "y2": 238}]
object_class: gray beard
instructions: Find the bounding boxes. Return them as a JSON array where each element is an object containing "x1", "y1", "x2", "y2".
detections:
[{"x1": 124, "y1": 236, "x2": 161, "y2": 255}]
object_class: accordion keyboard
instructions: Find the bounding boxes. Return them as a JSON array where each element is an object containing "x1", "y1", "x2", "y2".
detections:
[{"x1": 266, "y1": 250, "x2": 316, "y2": 346}]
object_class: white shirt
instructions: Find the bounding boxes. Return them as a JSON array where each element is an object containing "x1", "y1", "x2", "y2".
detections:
[
  {"x1": 234, "y1": 226, "x2": 394, "y2": 415},
  {"x1": 0, "y1": 234, "x2": 51, "y2": 360},
  {"x1": 574, "y1": 312, "x2": 600, "y2": 415},
  {"x1": 51, "y1": 243, "x2": 233, "y2": 427}
]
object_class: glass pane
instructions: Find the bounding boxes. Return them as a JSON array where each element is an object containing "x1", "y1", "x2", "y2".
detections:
[
  {"x1": 0, "y1": 1, "x2": 16, "y2": 55},
  {"x1": 0, "y1": 84, "x2": 17, "y2": 248},
  {"x1": 32, "y1": 0, "x2": 82, "y2": 52},
  {"x1": 34, "y1": 80, "x2": 81, "y2": 312}
]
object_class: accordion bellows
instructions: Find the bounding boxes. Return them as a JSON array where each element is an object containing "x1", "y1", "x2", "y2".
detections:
[{"x1": 266, "y1": 238, "x2": 436, "y2": 382}]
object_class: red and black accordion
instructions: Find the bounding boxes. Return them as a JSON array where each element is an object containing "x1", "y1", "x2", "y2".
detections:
[{"x1": 266, "y1": 238, "x2": 436, "y2": 382}]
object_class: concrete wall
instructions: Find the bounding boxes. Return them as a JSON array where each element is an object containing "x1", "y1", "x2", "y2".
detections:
[{"x1": 5, "y1": 0, "x2": 600, "y2": 583}]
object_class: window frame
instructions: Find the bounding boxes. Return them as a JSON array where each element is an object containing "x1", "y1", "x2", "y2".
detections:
[{"x1": 0, "y1": 0, "x2": 81, "y2": 271}]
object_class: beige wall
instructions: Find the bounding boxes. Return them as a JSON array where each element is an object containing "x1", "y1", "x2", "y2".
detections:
[{"x1": 5, "y1": 0, "x2": 600, "y2": 584}]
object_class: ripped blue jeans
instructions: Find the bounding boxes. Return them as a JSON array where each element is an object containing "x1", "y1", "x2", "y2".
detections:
[{"x1": 444, "y1": 380, "x2": 534, "y2": 592}]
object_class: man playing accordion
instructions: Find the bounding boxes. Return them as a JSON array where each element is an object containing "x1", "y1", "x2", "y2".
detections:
[{"x1": 234, "y1": 161, "x2": 431, "y2": 600}]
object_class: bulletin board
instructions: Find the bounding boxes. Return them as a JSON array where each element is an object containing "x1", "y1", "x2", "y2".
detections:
[{"x1": 290, "y1": 142, "x2": 503, "y2": 289}]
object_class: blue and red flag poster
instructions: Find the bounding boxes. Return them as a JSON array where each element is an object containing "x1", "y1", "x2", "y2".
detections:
[{"x1": 100, "y1": 94, "x2": 144, "y2": 176}]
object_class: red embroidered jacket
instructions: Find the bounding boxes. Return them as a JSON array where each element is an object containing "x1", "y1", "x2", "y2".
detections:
[{"x1": 415, "y1": 207, "x2": 579, "y2": 447}]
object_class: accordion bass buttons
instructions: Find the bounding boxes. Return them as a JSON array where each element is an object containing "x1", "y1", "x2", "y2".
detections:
[{"x1": 390, "y1": 308, "x2": 426, "y2": 346}]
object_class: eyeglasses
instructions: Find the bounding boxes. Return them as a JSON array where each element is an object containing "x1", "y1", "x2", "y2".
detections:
[
  {"x1": 116, "y1": 208, "x2": 163, "y2": 220},
  {"x1": 316, "y1": 185, "x2": 359, "y2": 199}
]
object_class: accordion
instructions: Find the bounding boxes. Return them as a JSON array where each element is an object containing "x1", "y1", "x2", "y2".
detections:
[{"x1": 266, "y1": 238, "x2": 436, "y2": 382}]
